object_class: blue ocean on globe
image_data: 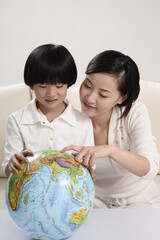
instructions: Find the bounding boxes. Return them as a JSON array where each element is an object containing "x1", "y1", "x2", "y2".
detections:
[{"x1": 6, "y1": 150, "x2": 95, "y2": 240}]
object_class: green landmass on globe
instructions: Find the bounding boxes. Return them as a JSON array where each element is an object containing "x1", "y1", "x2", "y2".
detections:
[{"x1": 6, "y1": 149, "x2": 95, "y2": 240}]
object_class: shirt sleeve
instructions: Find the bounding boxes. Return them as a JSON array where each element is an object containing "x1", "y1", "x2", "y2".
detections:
[
  {"x1": 127, "y1": 101, "x2": 160, "y2": 180},
  {"x1": 82, "y1": 118, "x2": 95, "y2": 147},
  {"x1": 2, "y1": 115, "x2": 25, "y2": 173}
]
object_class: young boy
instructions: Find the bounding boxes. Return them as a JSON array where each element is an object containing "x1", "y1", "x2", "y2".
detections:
[{"x1": 2, "y1": 44, "x2": 94, "y2": 177}]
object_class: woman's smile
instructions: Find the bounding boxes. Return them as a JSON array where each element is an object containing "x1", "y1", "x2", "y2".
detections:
[{"x1": 83, "y1": 101, "x2": 97, "y2": 110}]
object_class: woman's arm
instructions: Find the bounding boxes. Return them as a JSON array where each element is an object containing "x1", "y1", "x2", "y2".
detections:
[
  {"x1": 62, "y1": 103, "x2": 159, "y2": 178},
  {"x1": 126, "y1": 102, "x2": 159, "y2": 178},
  {"x1": 61, "y1": 145, "x2": 150, "y2": 177}
]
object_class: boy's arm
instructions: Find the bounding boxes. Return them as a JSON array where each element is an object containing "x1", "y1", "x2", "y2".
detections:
[
  {"x1": 5, "y1": 150, "x2": 32, "y2": 177},
  {"x1": 2, "y1": 115, "x2": 28, "y2": 176}
]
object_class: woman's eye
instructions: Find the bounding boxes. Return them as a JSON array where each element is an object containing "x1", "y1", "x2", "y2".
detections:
[
  {"x1": 84, "y1": 83, "x2": 91, "y2": 89},
  {"x1": 99, "y1": 94, "x2": 108, "y2": 98}
]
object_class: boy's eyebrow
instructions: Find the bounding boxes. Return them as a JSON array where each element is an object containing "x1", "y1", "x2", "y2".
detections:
[{"x1": 86, "y1": 78, "x2": 112, "y2": 94}]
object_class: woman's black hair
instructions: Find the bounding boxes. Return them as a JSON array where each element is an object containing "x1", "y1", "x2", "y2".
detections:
[
  {"x1": 24, "y1": 44, "x2": 77, "y2": 88},
  {"x1": 86, "y1": 50, "x2": 140, "y2": 118}
]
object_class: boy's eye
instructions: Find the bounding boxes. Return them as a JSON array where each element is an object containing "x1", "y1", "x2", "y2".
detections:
[
  {"x1": 56, "y1": 85, "x2": 63, "y2": 88},
  {"x1": 39, "y1": 85, "x2": 47, "y2": 88}
]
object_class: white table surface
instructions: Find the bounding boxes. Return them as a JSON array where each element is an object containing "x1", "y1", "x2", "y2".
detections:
[{"x1": 0, "y1": 209, "x2": 160, "y2": 240}]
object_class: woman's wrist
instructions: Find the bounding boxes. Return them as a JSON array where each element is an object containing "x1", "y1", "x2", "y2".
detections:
[{"x1": 108, "y1": 145, "x2": 119, "y2": 159}]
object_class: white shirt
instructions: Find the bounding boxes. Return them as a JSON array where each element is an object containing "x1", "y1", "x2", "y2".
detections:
[
  {"x1": 95, "y1": 101, "x2": 160, "y2": 200},
  {"x1": 2, "y1": 98, "x2": 94, "y2": 173}
]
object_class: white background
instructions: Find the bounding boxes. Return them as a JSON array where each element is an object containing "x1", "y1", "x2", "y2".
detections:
[{"x1": 0, "y1": 0, "x2": 160, "y2": 86}]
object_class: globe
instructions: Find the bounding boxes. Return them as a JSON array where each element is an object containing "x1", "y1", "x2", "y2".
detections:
[{"x1": 6, "y1": 150, "x2": 95, "y2": 240}]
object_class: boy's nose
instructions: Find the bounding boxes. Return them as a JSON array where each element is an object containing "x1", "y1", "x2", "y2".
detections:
[{"x1": 47, "y1": 85, "x2": 56, "y2": 96}]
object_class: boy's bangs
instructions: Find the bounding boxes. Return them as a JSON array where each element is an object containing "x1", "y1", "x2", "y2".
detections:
[
  {"x1": 44, "y1": 75, "x2": 65, "y2": 85},
  {"x1": 34, "y1": 62, "x2": 68, "y2": 85}
]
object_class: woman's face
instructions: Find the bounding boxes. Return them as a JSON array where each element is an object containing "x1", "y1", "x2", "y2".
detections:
[{"x1": 79, "y1": 73, "x2": 126, "y2": 118}]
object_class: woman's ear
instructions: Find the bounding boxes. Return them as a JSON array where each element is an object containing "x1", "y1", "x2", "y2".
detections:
[{"x1": 117, "y1": 94, "x2": 128, "y2": 104}]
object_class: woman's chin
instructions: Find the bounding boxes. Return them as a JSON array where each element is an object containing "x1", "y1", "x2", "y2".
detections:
[{"x1": 82, "y1": 108, "x2": 96, "y2": 118}]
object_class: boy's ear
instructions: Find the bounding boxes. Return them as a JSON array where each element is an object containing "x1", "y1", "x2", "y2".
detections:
[
  {"x1": 117, "y1": 94, "x2": 128, "y2": 104},
  {"x1": 30, "y1": 86, "x2": 34, "y2": 90}
]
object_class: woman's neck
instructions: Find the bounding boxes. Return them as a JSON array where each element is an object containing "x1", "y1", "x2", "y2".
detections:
[
  {"x1": 91, "y1": 109, "x2": 113, "y2": 130},
  {"x1": 91, "y1": 109, "x2": 113, "y2": 146}
]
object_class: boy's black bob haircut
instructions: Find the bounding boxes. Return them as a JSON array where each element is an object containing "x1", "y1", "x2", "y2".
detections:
[{"x1": 24, "y1": 44, "x2": 77, "y2": 87}]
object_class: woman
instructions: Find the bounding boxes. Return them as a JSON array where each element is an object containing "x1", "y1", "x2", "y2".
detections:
[{"x1": 62, "y1": 50, "x2": 160, "y2": 208}]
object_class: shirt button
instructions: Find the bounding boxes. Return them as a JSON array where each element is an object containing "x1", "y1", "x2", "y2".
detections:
[
  {"x1": 42, "y1": 121, "x2": 46, "y2": 125},
  {"x1": 50, "y1": 137, "x2": 53, "y2": 141}
]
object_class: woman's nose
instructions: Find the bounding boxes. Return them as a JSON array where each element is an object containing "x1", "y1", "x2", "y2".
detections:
[{"x1": 86, "y1": 91, "x2": 96, "y2": 103}]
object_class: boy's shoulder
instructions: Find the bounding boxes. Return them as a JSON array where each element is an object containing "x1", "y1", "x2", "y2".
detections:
[
  {"x1": 9, "y1": 99, "x2": 35, "y2": 121},
  {"x1": 71, "y1": 106, "x2": 91, "y2": 122},
  {"x1": 66, "y1": 104, "x2": 92, "y2": 129},
  {"x1": 9, "y1": 105, "x2": 26, "y2": 119}
]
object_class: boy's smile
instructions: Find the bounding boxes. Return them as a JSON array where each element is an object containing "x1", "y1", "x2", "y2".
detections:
[
  {"x1": 45, "y1": 98, "x2": 58, "y2": 104},
  {"x1": 31, "y1": 84, "x2": 68, "y2": 121}
]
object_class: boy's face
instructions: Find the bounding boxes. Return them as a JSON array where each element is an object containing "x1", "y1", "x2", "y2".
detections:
[{"x1": 30, "y1": 83, "x2": 68, "y2": 115}]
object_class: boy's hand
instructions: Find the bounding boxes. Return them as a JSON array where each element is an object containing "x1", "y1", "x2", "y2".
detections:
[{"x1": 7, "y1": 150, "x2": 33, "y2": 175}]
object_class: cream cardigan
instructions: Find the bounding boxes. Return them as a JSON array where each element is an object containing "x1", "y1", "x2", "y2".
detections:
[{"x1": 95, "y1": 101, "x2": 160, "y2": 199}]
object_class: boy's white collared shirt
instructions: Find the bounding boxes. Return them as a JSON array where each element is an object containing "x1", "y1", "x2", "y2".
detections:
[{"x1": 2, "y1": 98, "x2": 94, "y2": 172}]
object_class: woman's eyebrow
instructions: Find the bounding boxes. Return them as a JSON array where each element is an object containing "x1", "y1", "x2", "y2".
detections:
[
  {"x1": 100, "y1": 88, "x2": 112, "y2": 93},
  {"x1": 86, "y1": 78, "x2": 112, "y2": 93},
  {"x1": 86, "y1": 78, "x2": 93, "y2": 85}
]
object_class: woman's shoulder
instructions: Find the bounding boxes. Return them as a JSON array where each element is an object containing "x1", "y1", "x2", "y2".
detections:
[
  {"x1": 127, "y1": 100, "x2": 149, "y2": 119},
  {"x1": 123, "y1": 100, "x2": 151, "y2": 132},
  {"x1": 131, "y1": 100, "x2": 147, "y2": 110},
  {"x1": 113, "y1": 101, "x2": 150, "y2": 133},
  {"x1": 114, "y1": 100, "x2": 148, "y2": 121}
]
